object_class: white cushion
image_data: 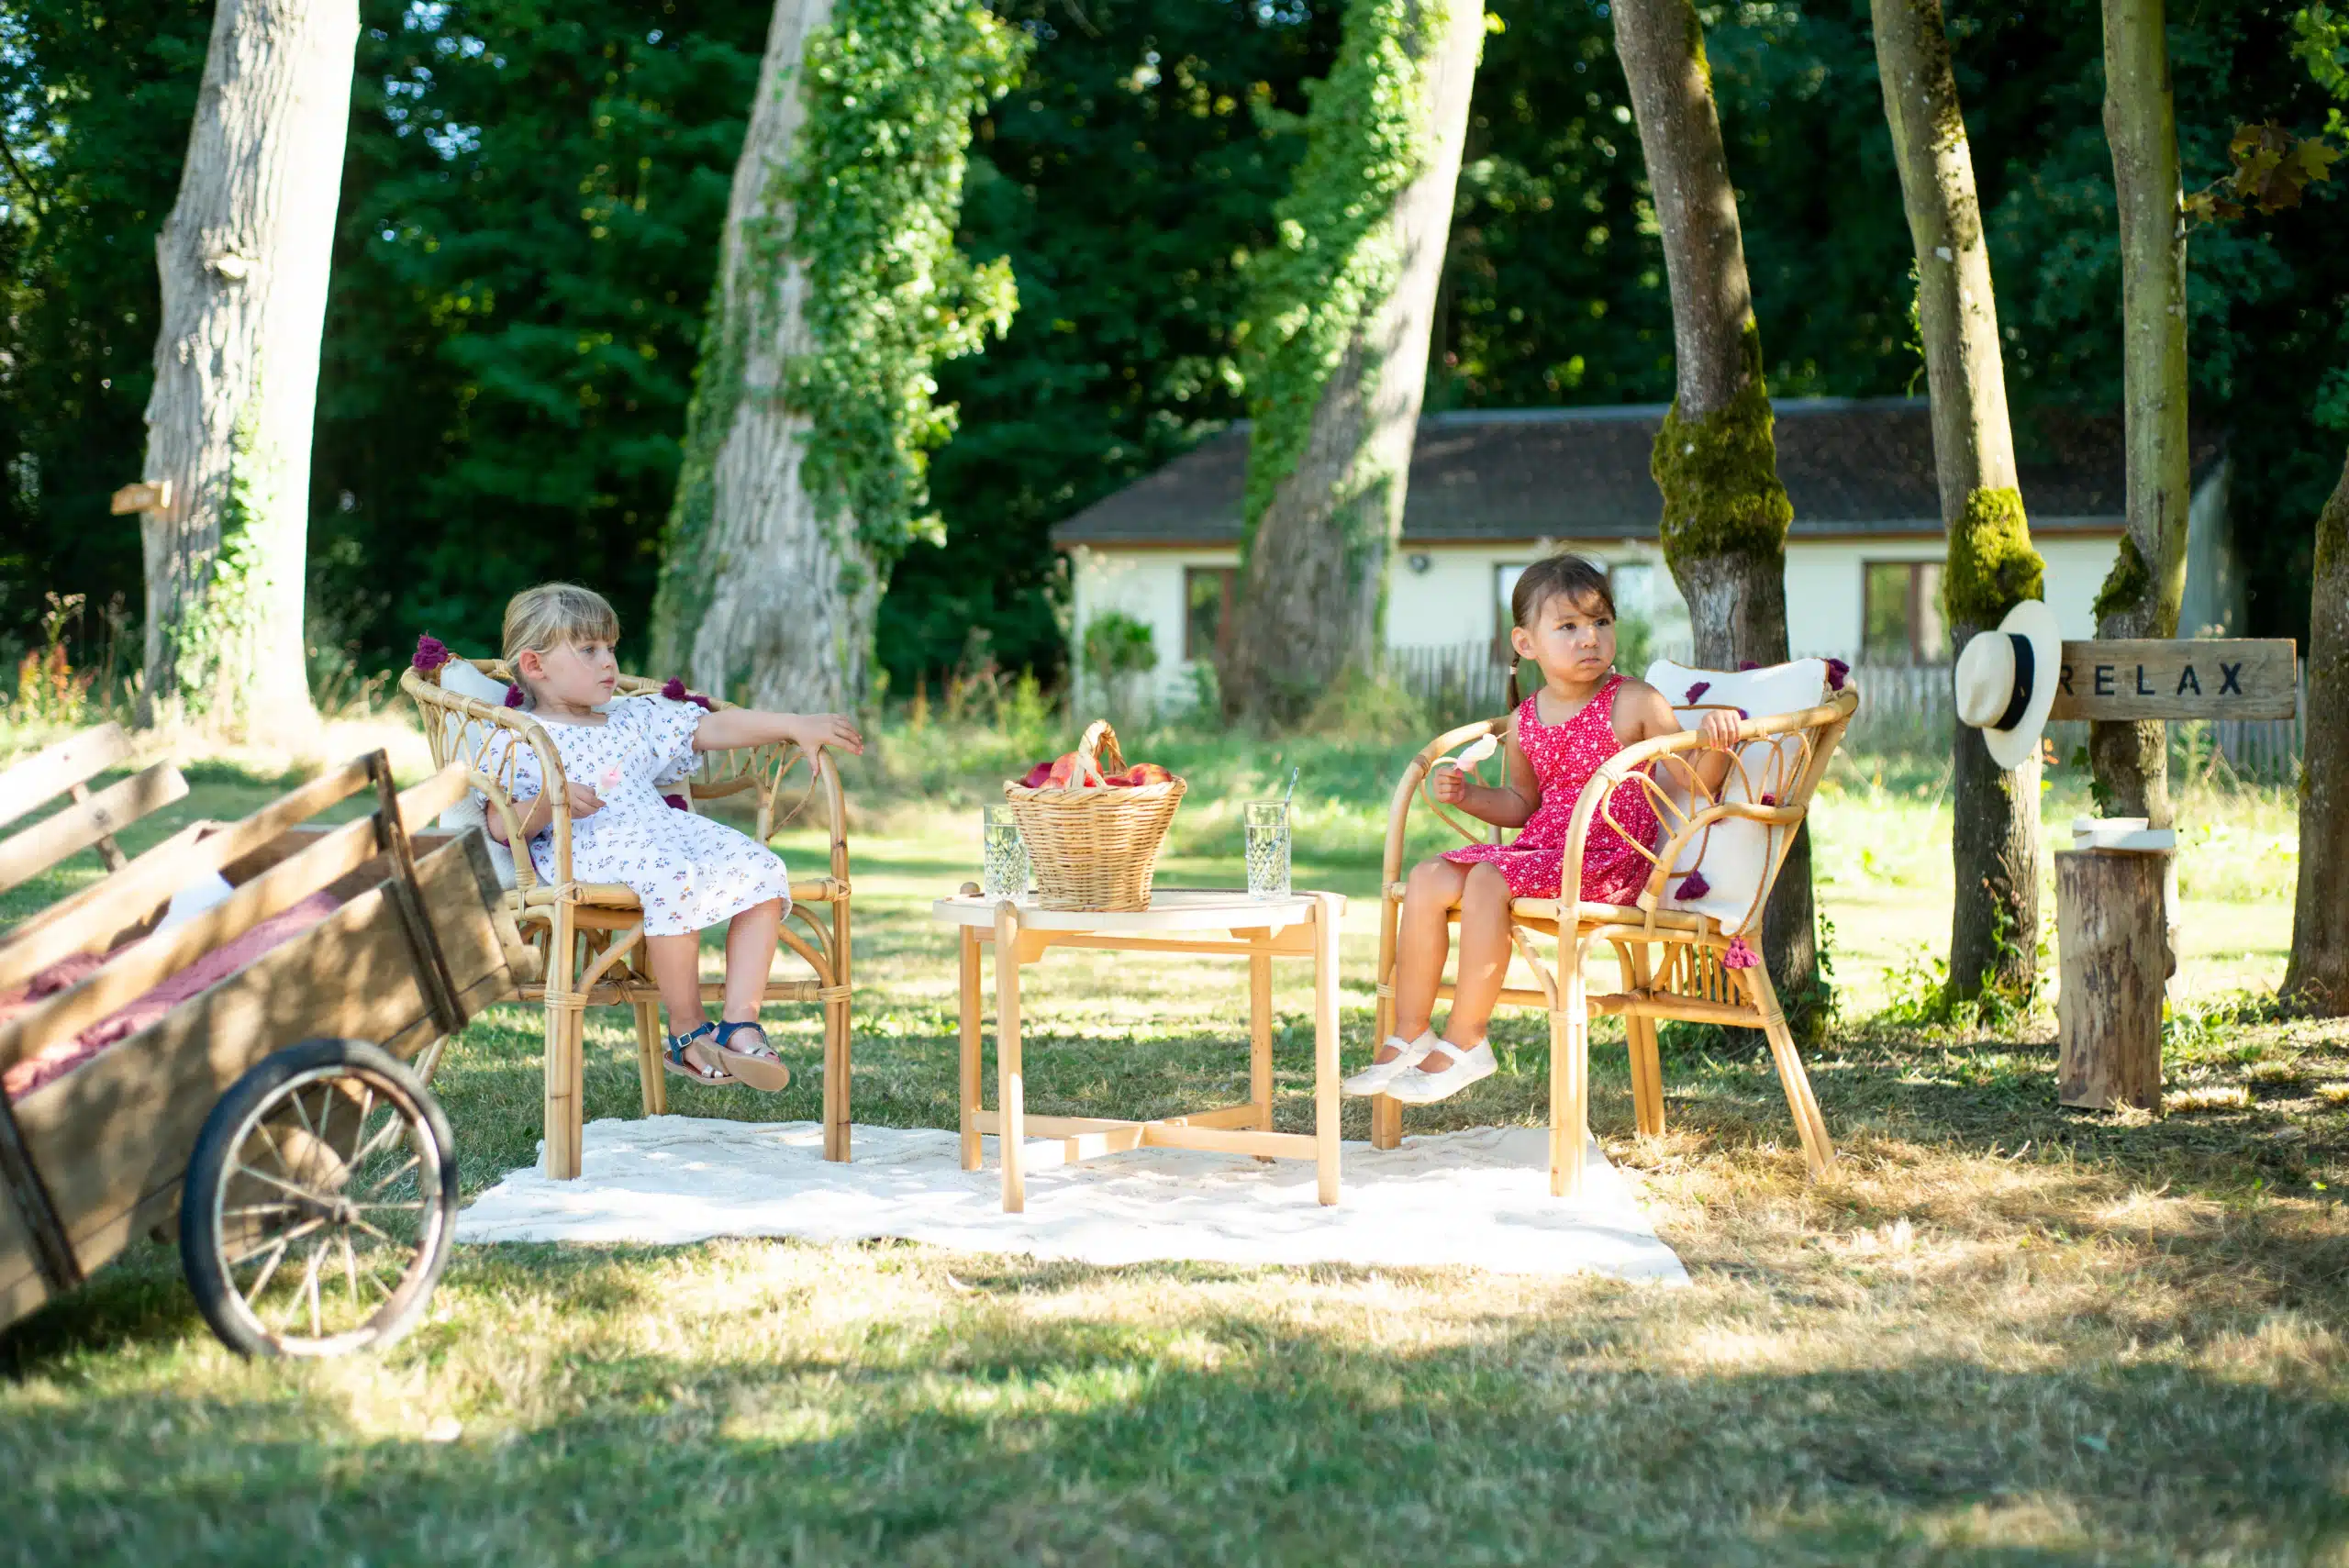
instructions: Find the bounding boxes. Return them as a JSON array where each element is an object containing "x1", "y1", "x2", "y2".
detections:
[
  {"x1": 152, "y1": 870, "x2": 235, "y2": 936},
  {"x1": 429, "y1": 659, "x2": 522, "y2": 890},
  {"x1": 1642, "y1": 658, "x2": 1830, "y2": 933}
]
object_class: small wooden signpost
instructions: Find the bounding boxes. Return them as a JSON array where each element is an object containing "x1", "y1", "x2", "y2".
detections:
[{"x1": 2049, "y1": 638, "x2": 2299, "y2": 1111}]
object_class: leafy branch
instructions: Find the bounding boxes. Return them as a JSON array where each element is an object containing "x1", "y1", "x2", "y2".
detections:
[{"x1": 2184, "y1": 120, "x2": 2340, "y2": 226}]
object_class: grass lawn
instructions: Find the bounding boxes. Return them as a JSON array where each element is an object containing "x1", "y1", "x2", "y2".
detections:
[{"x1": 3, "y1": 713, "x2": 2345, "y2": 1564}]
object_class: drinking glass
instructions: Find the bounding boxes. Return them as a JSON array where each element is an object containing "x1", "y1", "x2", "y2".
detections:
[
  {"x1": 981, "y1": 803, "x2": 1029, "y2": 902},
  {"x1": 1243, "y1": 801, "x2": 1291, "y2": 899}
]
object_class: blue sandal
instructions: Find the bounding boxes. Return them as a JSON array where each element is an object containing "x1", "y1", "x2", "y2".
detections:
[
  {"x1": 662, "y1": 1022, "x2": 731, "y2": 1084},
  {"x1": 711, "y1": 1019, "x2": 791, "y2": 1093}
]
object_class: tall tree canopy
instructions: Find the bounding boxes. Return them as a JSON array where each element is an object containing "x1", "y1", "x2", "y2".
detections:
[{"x1": 4, "y1": 0, "x2": 2343, "y2": 698}]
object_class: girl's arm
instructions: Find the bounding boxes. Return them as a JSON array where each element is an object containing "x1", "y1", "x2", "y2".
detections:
[
  {"x1": 1616, "y1": 682, "x2": 1740, "y2": 795},
  {"x1": 1429, "y1": 718, "x2": 1542, "y2": 828},
  {"x1": 691, "y1": 706, "x2": 866, "y2": 757},
  {"x1": 484, "y1": 782, "x2": 601, "y2": 845}
]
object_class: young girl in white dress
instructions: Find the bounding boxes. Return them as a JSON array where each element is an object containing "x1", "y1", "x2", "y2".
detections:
[{"x1": 482, "y1": 584, "x2": 863, "y2": 1090}]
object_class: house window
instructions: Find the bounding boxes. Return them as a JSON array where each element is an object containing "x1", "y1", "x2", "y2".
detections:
[
  {"x1": 1863, "y1": 561, "x2": 1950, "y2": 664},
  {"x1": 1185, "y1": 567, "x2": 1235, "y2": 662}
]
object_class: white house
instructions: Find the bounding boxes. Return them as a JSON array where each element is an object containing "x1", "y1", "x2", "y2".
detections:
[{"x1": 1052, "y1": 397, "x2": 2236, "y2": 709}]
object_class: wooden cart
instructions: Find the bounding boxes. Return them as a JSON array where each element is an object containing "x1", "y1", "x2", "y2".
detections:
[{"x1": 0, "y1": 753, "x2": 526, "y2": 1356}]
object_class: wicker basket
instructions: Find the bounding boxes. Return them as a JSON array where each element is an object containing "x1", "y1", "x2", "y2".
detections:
[{"x1": 1004, "y1": 720, "x2": 1186, "y2": 911}]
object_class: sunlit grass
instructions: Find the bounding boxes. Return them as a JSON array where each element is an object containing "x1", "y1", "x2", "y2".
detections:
[{"x1": 2, "y1": 719, "x2": 2342, "y2": 1565}]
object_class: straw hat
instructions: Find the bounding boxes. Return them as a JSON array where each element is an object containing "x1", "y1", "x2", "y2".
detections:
[{"x1": 1953, "y1": 599, "x2": 2062, "y2": 770}]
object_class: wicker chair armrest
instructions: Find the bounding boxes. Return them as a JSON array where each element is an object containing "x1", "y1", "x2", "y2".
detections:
[
  {"x1": 1553, "y1": 691, "x2": 1856, "y2": 917},
  {"x1": 1380, "y1": 717, "x2": 1510, "y2": 886},
  {"x1": 398, "y1": 665, "x2": 576, "y2": 885}
]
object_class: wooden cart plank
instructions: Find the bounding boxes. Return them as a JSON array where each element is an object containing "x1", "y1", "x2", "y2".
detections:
[
  {"x1": 0, "y1": 725, "x2": 130, "y2": 831},
  {"x1": 0, "y1": 762, "x2": 189, "y2": 895},
  {"x1": 0, "y1": 833, "x2": 514, "y2": 1315},
  {"x1": 0, "y1": 766, "x2": 470, "y2": 1075},
  {"x1": 0, "y1": 758, "x2": 378, "y2": 993}
]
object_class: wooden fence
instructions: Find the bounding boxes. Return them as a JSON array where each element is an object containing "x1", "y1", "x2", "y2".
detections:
[{"x1": 1387, "y1": 643, "x2": 2307, "y2": 784}]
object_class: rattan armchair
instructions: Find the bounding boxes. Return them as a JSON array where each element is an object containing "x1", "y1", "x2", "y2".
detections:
[
  {"x1": 1372, "y1": 675, "x2": 1858, "y2": 1196},
  {"x1": 400, "y1": 661, "x2": 853, "y2": 1179}
]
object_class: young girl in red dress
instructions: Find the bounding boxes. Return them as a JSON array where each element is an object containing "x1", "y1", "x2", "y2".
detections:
[{"x1": 1356, "y1": 554, "x2": 1741, "y2": 1106}]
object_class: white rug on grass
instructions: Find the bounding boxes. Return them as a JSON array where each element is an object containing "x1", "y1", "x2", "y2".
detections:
[{"x1": 456, "y1": 1118, "x2": 1688, "y2": 1284}]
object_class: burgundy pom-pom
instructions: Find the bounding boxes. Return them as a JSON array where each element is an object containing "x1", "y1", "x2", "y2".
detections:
[
  {"x1": 411, "y1": 634, "x2": 451, "y2": 673},
  {"x1": 1826, "y1": 657, "x2": 1851, "y2": 692},
  {"x1": 662, "y1": 676, "x2": 717, "y2": 711},
  {"x1": 1686, "y1": 681, "x2": 1711, "y2": 704},
  {"x1": 504, "y1": 684, "x2": 524, "y2": 708},
  {"x1": 1676, "y1": 870, "x2": 1711, "y2": 900},
  {"x1": 1737, "y1": 707, "x2": 1751, "y2": 720},
  {"x1": 1738, "y1": 660, "x2": 1761, "y2": 672},
  {"x1": 1722, "y1": 936, "x2": 1760, "y2": 970},
  {"x1": 1760, "y1": 793, "x2": 1778, "y2": 807},
  {"x1": 663, "y1": 793, "x2": 690, "y2": 812}
]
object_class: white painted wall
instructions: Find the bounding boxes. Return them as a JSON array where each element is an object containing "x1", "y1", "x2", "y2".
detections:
[{"x1": 1067, "y1": 528, "x2": 2163, "y2": 708}]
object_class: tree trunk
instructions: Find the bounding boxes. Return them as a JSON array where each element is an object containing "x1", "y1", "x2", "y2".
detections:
[
  {"x1": 1222, "y1": 0, "x2": 1485, "y2": 724},
  {"x1": 2093, "y1": 0, "x2": 2192, "y2": 827},
  {"x1": 1612, "y1": 0, "x2": 1820, "y2": 1032},
  {"x1": 649, "y1": 0, "x2": 863, "y2": 713},
  {"x1": 2055, "y1": 848, "x2": 2167, "y2": 1110},
  {"x1": 139, "y1": 0, "x2": 357, "y2": 733},
  {"x1": 1872, "y1": 0, "x2": 2047, "y2": 1003},
  {"x1": 2284, "y1": 449, "x2": 2349, "y2": 1014}
]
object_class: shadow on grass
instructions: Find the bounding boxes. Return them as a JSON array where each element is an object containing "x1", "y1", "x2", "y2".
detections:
[{"x1": 8, "y1": 1310, "x2": 2345, "y2": 1564}]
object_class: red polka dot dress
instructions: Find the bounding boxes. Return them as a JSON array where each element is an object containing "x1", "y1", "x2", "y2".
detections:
[{"x1": 1442, "y1": 674, "x2": 1662, "y2": 905}]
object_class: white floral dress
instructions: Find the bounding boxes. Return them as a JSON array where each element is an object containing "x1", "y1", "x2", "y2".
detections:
[{"x1": 485, "y1": 696, "x2": 790, "y2": 936}]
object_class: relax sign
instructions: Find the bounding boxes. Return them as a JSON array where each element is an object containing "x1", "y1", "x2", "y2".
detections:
[{"x1": 2046, "y1": 639, "x2": 2299, "y2": 723}]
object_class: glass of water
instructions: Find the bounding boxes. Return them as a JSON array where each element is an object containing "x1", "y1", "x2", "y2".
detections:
[
  {"x1": 1243, "y1": 801, "x2": 1291, "y2": 899},
  {"x1": 981, "y1": 803, "x2": 1029, "y2": 902}
]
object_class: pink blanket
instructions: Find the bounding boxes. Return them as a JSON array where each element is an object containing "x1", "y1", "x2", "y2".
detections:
[{"x1": 2, "y1": 892, "x2": 343, "y2": 1102}]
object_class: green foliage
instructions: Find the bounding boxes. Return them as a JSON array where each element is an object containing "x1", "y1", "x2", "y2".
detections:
[
  {"x1": 2184, "y1": 120, "x2": 2341, "y2": 224},
  {"x1": 1650, "y1": 320, "x2": 1792, "y2": 566},
  {"x1": 880, "y1": 3, "x2": 1338, "y2": 690},
  {"x1": 1942, "y1": 485, "x2": 2045, "y2": 629},
  {"x1": 2294, "y1": 3, "x2": 2349, "y2": 99},
  {"x1": 1080, "y1": 607, "x2": 1157, "y2": 684},
  {"x1": 168, "y1": 415, "x2": 270, "y2": 727},
  {"x1": 313, "y1": 0, "x2": 776, "y2": 660},
  {"x1": 1237, "y1": 0, "x2": 1440, "y2": 560},
  {"x1": 655, "y1": 0, "x2": 1026, "y2": 663},
  {"x1": 783, "y1": 0, "x2": 1028, "y2": 573}
]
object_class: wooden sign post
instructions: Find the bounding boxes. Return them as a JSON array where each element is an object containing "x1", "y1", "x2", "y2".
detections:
[{"x1": 2047, "y1": 638, "x2": 2298, "y2": 1111}]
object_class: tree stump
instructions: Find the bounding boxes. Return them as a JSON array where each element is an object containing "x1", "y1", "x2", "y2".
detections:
[{"x1": 2055, "y1": 849, "x2": 2170, "y2": 1110}]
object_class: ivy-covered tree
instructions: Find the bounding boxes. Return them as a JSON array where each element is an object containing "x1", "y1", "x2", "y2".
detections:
[
  {"x1": 1219, "y1": 0, "x2": 1486, "y2": 723},
  {"x1": 1872, "y1": 0, "x2": 2047, "y2": 1005},
  {"x1": 649, "y1": 0, "x2": 1024, "y2": 710},
  {"x1": 138, "y1": 0, "x2": 359, "y2": 729},
  {"x1": 1609, "y1": 0, "x2": 1820, "y2": 1029}
]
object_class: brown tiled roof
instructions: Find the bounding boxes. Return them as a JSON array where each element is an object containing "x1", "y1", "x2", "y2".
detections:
[{"x1": 1050, "y1": 398, "x2": 2197, "y2": 548}]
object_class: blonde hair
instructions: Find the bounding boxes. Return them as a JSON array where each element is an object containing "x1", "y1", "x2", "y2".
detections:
[{"x1": 502, "y1": 583, "x2": 620, "y2": 704}]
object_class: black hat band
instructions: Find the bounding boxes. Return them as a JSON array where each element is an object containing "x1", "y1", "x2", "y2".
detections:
[{"x1": 1993, "y1": 633, "x2": 2034, "y2": 731}]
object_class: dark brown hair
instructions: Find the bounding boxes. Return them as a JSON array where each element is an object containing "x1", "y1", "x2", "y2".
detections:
[{"x1": 1506, "y1": 553, "x2": 1617, "y2": 708}]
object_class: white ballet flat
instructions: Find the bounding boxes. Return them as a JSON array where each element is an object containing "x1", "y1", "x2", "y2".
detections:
[
  {"x1": 1342, "y1": 1032, "x2": 1435, "y2": 1096},
  {"x1": 1386, "y1": 1041, "x2": 1497, "y2": 1104}
]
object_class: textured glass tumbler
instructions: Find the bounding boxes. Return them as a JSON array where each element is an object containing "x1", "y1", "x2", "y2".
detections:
[
  {"x1": 981, "y1": 803, "x2": 1029, "y2": 902},
  {"x1": 1243, "y1": 801, "x2": 1291, "y2": 899}
]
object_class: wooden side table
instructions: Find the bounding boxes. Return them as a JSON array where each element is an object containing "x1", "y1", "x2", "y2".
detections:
[{"x1": 929, "y1": 888, "x2": 1347, "y2": 1212}]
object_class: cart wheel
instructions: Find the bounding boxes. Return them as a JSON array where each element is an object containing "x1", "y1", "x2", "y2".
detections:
[{"x1": 179, "y1": 1039, "x2": 458, "y2": 1359}]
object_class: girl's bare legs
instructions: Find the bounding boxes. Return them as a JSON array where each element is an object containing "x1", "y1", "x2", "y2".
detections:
[
  {"x1": 722, "y1": 898, "x2": 784, "y2": 1027},
  {"x1": 1421, "y1": 862, "x2": 1512, "y2": 1071},
  {"x1": 1390, "y1": 857, "x2": 1469, "y2": 1059},
  {"x1": 646, "y1": 931, "x2": 721, "y2": 1073}
]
